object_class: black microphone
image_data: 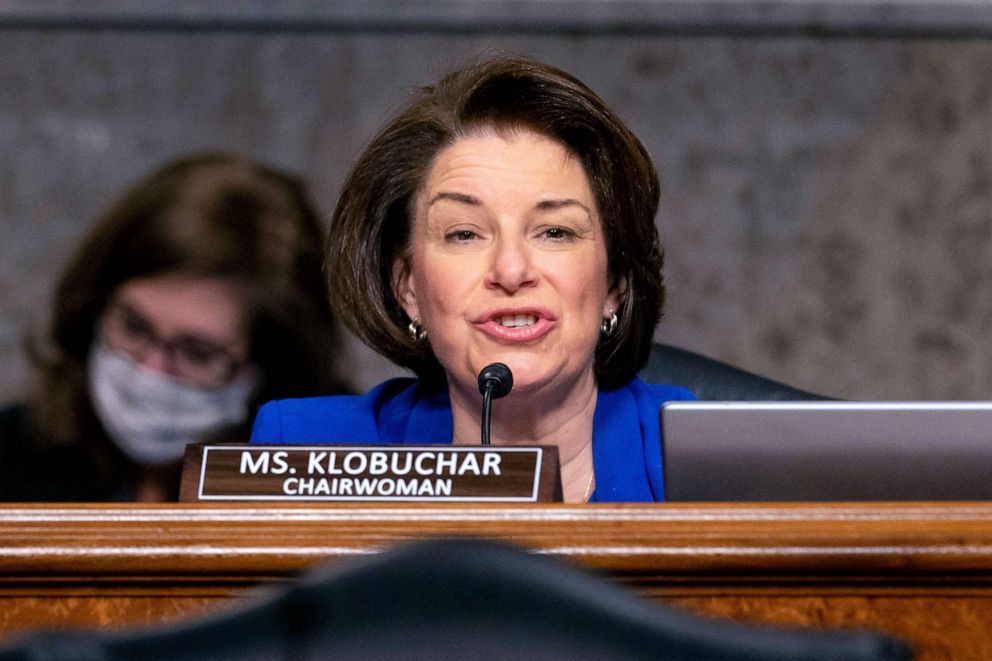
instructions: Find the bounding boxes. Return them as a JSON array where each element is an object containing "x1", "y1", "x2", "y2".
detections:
[{"x1": 477, "y1": 363, "x2": 513, "y2": 446}]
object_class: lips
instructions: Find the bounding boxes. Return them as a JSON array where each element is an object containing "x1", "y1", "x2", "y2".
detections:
[{"x1": 474, "y1": 307, "x2": 556, "y2": 342}]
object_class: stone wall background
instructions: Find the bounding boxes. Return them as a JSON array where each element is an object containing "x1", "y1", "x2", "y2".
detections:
[{"x1": 1, "y1": 2, "x2": 990, "y2": 402}]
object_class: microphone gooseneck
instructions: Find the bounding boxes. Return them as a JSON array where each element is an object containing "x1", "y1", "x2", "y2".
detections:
[{"x1": 478, "y1": 363, "x2": 513, "y2": 446}]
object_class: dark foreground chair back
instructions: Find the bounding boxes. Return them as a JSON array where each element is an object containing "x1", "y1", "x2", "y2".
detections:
[
  {"x1": 0, "y1": 539, "x2": 910, "y2": 661},
  {"x1": 641, "y1": 343, "x2": 830, "y2": 400}
]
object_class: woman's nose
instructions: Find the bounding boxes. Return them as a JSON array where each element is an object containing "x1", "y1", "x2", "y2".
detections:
[
  {"x1": 136, "y1": 344, "x2": 180, "y2": 376},
  {"x1": 486, "y1": 236, "x2": 536, "y2": 293}
]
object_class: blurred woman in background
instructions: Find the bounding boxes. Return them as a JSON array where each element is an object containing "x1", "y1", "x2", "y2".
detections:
[{"x1": 0, "y1": 153, "x2": 348, "y2": 501}]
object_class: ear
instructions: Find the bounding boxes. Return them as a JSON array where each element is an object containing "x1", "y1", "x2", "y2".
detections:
[
  {"x1": 391, "y1": 255, "x2": 420, "y2": 323},
  {"x1": 604, "y1": 275, "x2": 627, "y2": 318}
]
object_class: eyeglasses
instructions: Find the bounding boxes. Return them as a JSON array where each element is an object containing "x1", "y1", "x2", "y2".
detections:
[{"x1": 99, "y1": 301, "x2": 244, "y2": 388}]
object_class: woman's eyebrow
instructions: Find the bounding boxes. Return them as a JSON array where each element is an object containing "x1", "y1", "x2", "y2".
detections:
[
  {"x1": 112, "y1": 298, "x2": 151, "y2": 320},
  {"x1": 428, "y1": 191, "x2": 479, "y2": 207},
  {"x1": 535, "y1": 198, "x2": 593, "y2": 218},
  {"x1": 428, "y1": 192, "x2": 593, "y2": 218}
]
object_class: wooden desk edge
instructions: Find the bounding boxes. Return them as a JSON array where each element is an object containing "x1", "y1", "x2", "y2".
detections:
[{"x1": 1, "y1": 502, "x2": 991, "y2": 580}]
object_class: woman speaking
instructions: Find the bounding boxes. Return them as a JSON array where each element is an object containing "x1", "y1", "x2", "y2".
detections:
[{"x1": 251, "y1": 56, "x2": 694, "y2": 502}]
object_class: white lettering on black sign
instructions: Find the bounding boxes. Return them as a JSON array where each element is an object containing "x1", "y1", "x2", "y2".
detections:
[{"x1": 195, "y1": 445, "x2": 541, "y2": 502}]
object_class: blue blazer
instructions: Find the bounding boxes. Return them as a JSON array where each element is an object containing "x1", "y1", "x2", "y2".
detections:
[{"x1": 250, "y1": 377, "x2": 695, "y2": 502}]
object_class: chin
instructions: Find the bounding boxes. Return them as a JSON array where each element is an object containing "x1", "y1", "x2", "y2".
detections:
[
  {"x1": 465, "y1": 348, "x2": 589, "y2": 395},
  {"x1": 490, "y1": 358, "x2": 564, "y2": 395}
]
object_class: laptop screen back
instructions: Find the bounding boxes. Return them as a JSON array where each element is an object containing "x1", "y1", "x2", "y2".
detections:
[{"x1": 661, "y1": 401, "x2": 992, "y2": 501}]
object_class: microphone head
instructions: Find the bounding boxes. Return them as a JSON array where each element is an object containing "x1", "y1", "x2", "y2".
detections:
[{"x1": 477, "y1": 362, "x2": 513, "y2": 399}]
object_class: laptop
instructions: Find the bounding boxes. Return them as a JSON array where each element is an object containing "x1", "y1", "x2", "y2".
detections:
[{"x1": 661, "y1": 401, "x2": 992, "y2": 501}]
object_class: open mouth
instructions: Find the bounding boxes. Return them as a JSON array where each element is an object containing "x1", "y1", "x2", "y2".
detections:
[
  {"x1": 496, "y1": 314, "x2": 538, "y2": 328},
  {"x1": 476, "y1": 309, "x2": 554, "y2": 343}
]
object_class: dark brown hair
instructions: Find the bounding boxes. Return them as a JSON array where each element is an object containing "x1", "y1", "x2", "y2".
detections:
[
  {"x1": 30, "y1": 152, "x2": 346, "y2": 462},
  {"x1": 328, "y1": 55, "x2": 664, "y2": 390}
]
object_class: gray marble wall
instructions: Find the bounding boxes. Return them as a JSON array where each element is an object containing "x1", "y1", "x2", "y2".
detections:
[{"x1": 2, "y1": 3, "x2": 991, "y2": 402}]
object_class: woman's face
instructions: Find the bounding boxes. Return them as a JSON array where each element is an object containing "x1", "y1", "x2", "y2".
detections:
[
  {"x1": 395, "y1": 129, "x2": 621, "y2": 396},
  {"x1": 98, "y1": 273, "x2": 251, "y2": 388}
]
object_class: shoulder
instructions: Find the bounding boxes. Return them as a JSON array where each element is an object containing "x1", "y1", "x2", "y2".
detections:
[
  {"x1": 0, "y1": 402, "x2": 26, "y2": 433},
  {"x1": 0, "y1": 402, "x2": 51, "y2": 456},
  {"x1": 616, "y1": 378, "x2": 695, "y2": 504},
  {"x1": 626, "y1": 377, "x2": 696, "y2": 407},
  {"x1": 0, "y1": 402, "x2": 30, "y2": 450},
  {"x1": 250, "y1": 378, "x2": 420, "y2": 444},
  {"x1": 0, "y1": 402, "x2": 109, "y2": 501}
]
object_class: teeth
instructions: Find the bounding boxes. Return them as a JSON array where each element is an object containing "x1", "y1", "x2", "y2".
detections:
[{"x1": 498, "y1": 314, "x2": 537, "y2": 328}]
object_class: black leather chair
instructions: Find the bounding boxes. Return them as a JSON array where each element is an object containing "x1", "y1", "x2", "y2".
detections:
[
  {"x1": 0, "y1": 539, "x2": 909, "y2": 661},
  {"x1": 640, "y1": 343, "x2": 830, "y2": 401}
]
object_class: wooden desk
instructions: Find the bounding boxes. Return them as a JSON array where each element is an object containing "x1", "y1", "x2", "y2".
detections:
[{"x1": 1, "y1": 502, "x2": 990, "y2": 659}]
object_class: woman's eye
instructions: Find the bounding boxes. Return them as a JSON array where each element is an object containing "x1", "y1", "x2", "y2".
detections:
[
  {"x1": 540, "y1": 226, "x2": 575, "y2": 241},
  {"x1": 176, "y1": 339, "x2": 226, "y2": 367},
  {"x1": 121, "y1": 312, "x2": 153, "y2": 339},
  {"x1": 445, "y1": 229, "x2": 479, "y2": 243}
]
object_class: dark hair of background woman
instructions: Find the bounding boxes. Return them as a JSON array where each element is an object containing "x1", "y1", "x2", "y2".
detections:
[
  {"x1": 327, "y1": 55, "x2": 665, "y2": 391},
  {"x1": 27, "y1": 152, "x2": 347, "y2": 478}
]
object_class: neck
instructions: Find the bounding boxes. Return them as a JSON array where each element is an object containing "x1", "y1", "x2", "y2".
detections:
[{"x1": 449, "y1": 370, "x2": 598, "y2": 503}]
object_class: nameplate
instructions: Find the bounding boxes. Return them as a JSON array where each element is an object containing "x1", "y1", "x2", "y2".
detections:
[{"x1": 179, "y1": 444, "x2": 562, "y2": 502}]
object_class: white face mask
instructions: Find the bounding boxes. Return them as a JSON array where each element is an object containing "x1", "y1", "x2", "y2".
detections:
[{"x1": 88, "y1": 341, "x2": 258, "y2": 466}]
